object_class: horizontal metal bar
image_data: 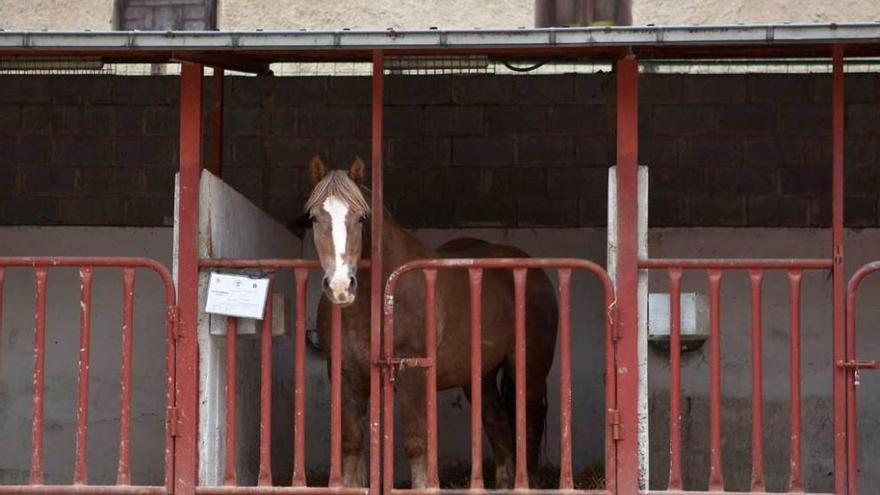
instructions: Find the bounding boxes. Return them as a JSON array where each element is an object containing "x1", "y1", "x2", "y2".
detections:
[
  {"x1": 837, "y1": 360, "x2": 880, "y2": 370},
  {"x1": 639, "y1": 258, "x2": 833, "y2": 270},
  {"x1": 199, "y1": 258, "x2": 370, "y2": 269},
  {"x1": 196, "y1": 488, "x2": 368, "y2": 495},
  {"x1": 1, "y1": 23, "x2": 880, "y2": 52},
  {"x1": 647, "y1": 492, "x2": 834, "y2": 495},
  {"x1": 390, "y1": 490, "x2": 611, "y2": 495},
  {"x1": 0, "y1": 486, "x2": 167, "y2": 494}
]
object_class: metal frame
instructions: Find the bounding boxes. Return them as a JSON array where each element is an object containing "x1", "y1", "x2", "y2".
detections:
[
  {"x1": 0, "y1": 21, "x2": 872, "y2": 495},
  {"x1": 0, "y1": 257, "x2": 177, "y2": 495}
]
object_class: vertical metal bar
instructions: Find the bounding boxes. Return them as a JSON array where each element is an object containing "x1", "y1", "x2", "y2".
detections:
[
  {"x1": 615, "y1": 55, "x2": 640, "y2": 494},
  {"x1": 30, "y1": 267, "x2": 48, "y2": 485},
  {"x1": 708, "y1": 269, "x2": 724, "y2": 491},
  {"x1": 749, "y1": 269, "x2": 765, "y2": 491},
  {"x1": 557, "y1": 268, "x2": 574, "y2": 490},
  {"x1": 292, "y1": 268, "x2": 309, "y2": 487},
  {"x1": 175, "y1": 61, "x2": 204, "y2": 495},
  {"x1": 74, "y1": 267, "x2": 94, "y2": 485},
  {"x1": 258, "y1": 274, "x2": 275, "y2": 486},
  {"x1": 832, "y1": 44, "x2": 848, "y2": 495},
  {"x1": 382, "y1": 286, "x2": 395, "y2": 494},
  {"x1": 0, "y1": 268, "x2": 4, "y2": 365},
  {"x1": 328, "y1": 303, "x2": 343, "y2": 487},
  {"x1": 846, "y1": 280, "x2": 858, "y2": 495},
  {"x1": 788, "y1": 269, "x2": 804, "y2": 492},
  {"x1": 513, "y1": 268, "x2": 529, "y2": 489},
  {"x1": 118, "y1": 269, "x2": 135, "y2": 485},
  {"x1": 209, "y1": 68, "x2": 225, "y2": 177},
  {"x1": 468, "y1": 268, "x2": 484, "y2": 490},
  {"x1": 667, "y1": 268, "x2": 683, "y2": 490},
  {"x1": 423, "y1": 269, "x2": 439, "y2": 489},
  {"x1": 369, "y1": 49, "x2": 385, "y2": 495},
  {"x1": 223, "y1": 317, "x2": 237, "y2": 486}
]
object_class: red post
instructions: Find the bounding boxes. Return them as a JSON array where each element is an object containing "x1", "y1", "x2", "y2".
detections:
[
  {"x1": 513, "y1": 268, "x2": 529, "y2": 489},
  {"x1": 369, "y1": 49, "x2": 384, "y2": 495},
  {"x1": 292, "y1": 269, "x2": 309, "y2": 487},
  {"x1": 74, "y1": 267, "x2": 94, "y2": 485},
  {"x1": 175, "y1": 62, "x2": 204, "y2": 495},
  {"x1": 749, "y1": 270, "x2": 765, "y2": 491},
  {"x1": 707, "y1": 269, "x2": 724, "y2": 490},
  {"x1": 258, "y1": 275, "x2": 275, "y2": 487},
  {"x1": 223, "y1": 317, "x2": 238, "y2": 486},
  {"x1": 328, "y1": 304, "x2": 343, "y2": 487},
  {"x1": 468, "y1": 268, "x2": 484, "y2": 489},
  {"x1": 557, "y1": 268, "x2": 574, "y2": 490},
  {"x1": 423, "y1": 269, "x2": 439, "y2": 488},
  {"x1": 30, "y1": 267, "x2": 48, "y2": 485},
  {"x1": 615, "y1": 55, "x2": 640, "y2": 494},
  {"x1": 118, "y1": 269, "x2": 135, "y2": 486},
  {"x1": 832, "y1": 44, "x2": 848, "y2": 495},
  {"x1": 667, "y1": 268, "x2": 683, "y2": 490},
  {"x1": 788, "y1": 269, "x2": 804, "y2": 492}
]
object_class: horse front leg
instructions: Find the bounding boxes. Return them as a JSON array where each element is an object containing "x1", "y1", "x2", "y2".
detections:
[
  {"x1": 397, "y1": 368, "x2": 429, "y2": 489},
  {"x1": 341, "y1": 374, "x2": 369, "y2": 487}
]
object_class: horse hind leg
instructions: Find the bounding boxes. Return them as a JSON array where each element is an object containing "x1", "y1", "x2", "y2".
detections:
[{"x1": 462, "y1": 366, "x2": 516, "y2": 489}]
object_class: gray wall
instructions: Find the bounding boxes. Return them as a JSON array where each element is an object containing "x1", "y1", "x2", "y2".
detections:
[{"x1": 0, "y1": 227, "x2": 171, "y2": 485}]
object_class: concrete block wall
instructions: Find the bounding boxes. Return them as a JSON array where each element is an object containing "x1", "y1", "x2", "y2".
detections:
[{"x1": 1, "y1": 73, "x2": 879, "y2": 230}]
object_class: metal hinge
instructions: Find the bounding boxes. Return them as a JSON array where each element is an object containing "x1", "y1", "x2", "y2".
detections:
[
  {"x1": 167, "y1": 406, "x2": 179, "y2": 437},
  {"x1": 609, "y1": 409, "x2": 622, "y2": 441}
]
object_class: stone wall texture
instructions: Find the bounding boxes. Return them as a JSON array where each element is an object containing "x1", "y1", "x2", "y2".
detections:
[{"x1": 0, "y1": 73, "x2": 878, "y2": 229}]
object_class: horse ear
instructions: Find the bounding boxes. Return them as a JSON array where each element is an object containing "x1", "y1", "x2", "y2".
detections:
[
  {"x1": 349, "y1": 156, "x2": 366, "y2": 184},
  {"x1": 309, "y1": 155, "x2": 327, "y2": 186}
]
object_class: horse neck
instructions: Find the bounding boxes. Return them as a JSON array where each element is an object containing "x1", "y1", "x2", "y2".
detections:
[{"x1": 365, "y1": 209, "x2": 436, "y2": 279}]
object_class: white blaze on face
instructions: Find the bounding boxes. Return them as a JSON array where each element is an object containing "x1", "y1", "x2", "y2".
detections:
[{"x1": 322, "y1": 195, "x2": 353, "y2": 296}]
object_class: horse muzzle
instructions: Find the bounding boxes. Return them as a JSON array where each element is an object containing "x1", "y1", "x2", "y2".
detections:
[{"x1": 323, "y1": 274, "x2": 358, "y2": 306}]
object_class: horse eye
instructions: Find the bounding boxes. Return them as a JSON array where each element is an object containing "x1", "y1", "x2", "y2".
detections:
[
  {"x1": 358, "y1": 215, "x2": 367, "y2": 224},
  {"x1": 309, "y1": 215, "x2": 317, "y2": 224}
]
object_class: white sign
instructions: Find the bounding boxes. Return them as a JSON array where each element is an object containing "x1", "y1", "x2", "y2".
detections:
[{"x1": 205, "y1": 272, "x2": 271, "y2": 319}]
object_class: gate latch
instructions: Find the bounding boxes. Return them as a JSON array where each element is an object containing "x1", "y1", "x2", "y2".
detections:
[
  {"x1": 837, "y1": 360, "x2": 879, "y2": 387},
  {"x1": 376, "y1": 357, "x2": 434, "y2": 386}
]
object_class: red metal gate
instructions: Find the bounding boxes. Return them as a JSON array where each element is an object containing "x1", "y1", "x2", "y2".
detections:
[
  {"x1": 843, "y1": 261, "x2": 880, "y2": 495},
  {"x1": 639, "y1": 258, "x2": 838, "y2": 495},
  {"x1": 195, "y1": 258, "x2": 374, "y2": 495},
  {"x1": 0, "y1": 257, "x2": 177, "y2": 495},
  {"x1": 381, "y1": 258, "x2": 618, "y2": 495}
]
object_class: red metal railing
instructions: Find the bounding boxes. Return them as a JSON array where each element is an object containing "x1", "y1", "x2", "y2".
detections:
[
  {"x1": 0, "y1": 257, "x2": 177, "y2": 495},
  {"x1": 842, "y1": 261, "x2": 880, "y2": 495},
  {"x1": 639, "y1": 258, "x2": 834, "y2": 495},
  {"x1": 381, "y1": 258, "x2": 617, "y2": 495},
  {"x1": 196, "y1": 259, "x2": 371, "y2": 495}
]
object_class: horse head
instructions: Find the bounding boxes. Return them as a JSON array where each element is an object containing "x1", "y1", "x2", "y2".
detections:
[{"x1": 305, "y1": 155, "x2": 370, "y2": 306}]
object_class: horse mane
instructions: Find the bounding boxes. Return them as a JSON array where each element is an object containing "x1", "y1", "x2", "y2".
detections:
[{"x1": 304, "y1": 171, "x2": 371, "y2": 215}]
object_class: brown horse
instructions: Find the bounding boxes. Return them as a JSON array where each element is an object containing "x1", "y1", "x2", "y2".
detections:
[{"x1": 305, "y1": 156, "x2": 559, "y2": 489}]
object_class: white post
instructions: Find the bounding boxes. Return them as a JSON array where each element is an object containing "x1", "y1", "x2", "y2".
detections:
[{"x1": 607, "y1": 165, "x2": 649, "y2": 490}]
